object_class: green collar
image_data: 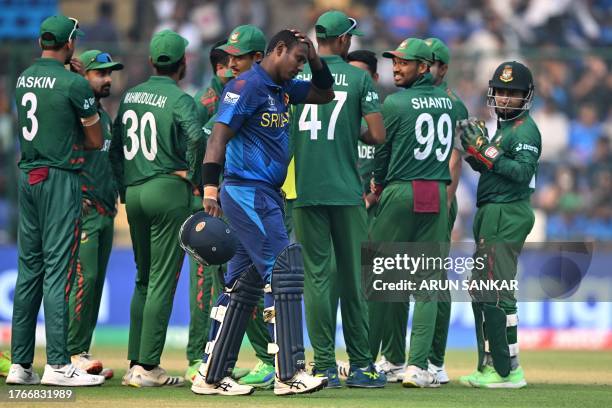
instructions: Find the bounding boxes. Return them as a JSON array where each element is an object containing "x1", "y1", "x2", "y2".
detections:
[
  {"x1": 411, "y1": 72, "x2": 434, "y2": 88},
  {"x1": 36, "y1": 57, "x2": 64, "y2": 66},
  {"x1": 148, "y1": 75, "x2": 178, "y2": 84},
  {"x1": 499, "y1": 111, "x2": 530, "y2": 129},
  {"x1": 320, "y1": 54, "x2": 344, "y2": 64}
]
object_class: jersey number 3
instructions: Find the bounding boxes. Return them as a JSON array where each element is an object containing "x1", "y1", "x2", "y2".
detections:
[
  {"x1": 122, "y1": 110, "x2": 158, "y2": 161},
  {"x1": 298, "y1": 91, "x2": 347, "y2": 140},
  {"x1": 21, "y1": 92, "x2": 38, "y2": 141}
]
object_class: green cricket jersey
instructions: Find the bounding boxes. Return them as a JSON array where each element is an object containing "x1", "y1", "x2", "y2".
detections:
[
  {"x1": 374, "y1": 73, "x2": 455, "y2": 184},
  {"x1": 81, "y1": 107, "x2": 117, "y2": 214},
  {"x1": 292, "y1": 55, "x2": 381, "y2": 207},
  {"x1": 476, "y1": 113, "x2": 541, "y2": 207},
  {"x1": 439, "y1": 80, "x2": 468, "y2": 124},
  {"x1": 194, "y1": 75, "x2": 224, "y2": 126},
  {"x1": 357, "y1": 118, "x2": 376, "y2": 193},
  {"x1": 15, "y1": 58, "x2": 98, "y2": 172},
  {"x1": 111, "y1": 76, "x2": 204, "y2": 187}
]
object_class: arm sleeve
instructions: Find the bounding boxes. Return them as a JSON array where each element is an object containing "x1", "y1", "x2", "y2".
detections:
[
  {"x1": 373, "y1": 97, "x2": 398, "y2": 184},
  {"x1": 286, "y1": 79, "x2": 312, "y2": 105},
  {"x1": 193, "y1": 90, "x2": 211, "y2": 126},
  {"x1": 69, "y1": 75, "x2": 98, "y2": 118},
  {"x1": 360, "y1": 73, "x2": 381, "y2": 116},
  {"x1": 109, "y1": 111, "x2": 125, "y2": 202},
  {"x1": 216, "y1": 79, "x2": 261, "y2": 132},
  {"x1": 175, "y1": 94, "x2": 206, "y2": 186},
  {"x1": 493, "y1": 126, "x2": 541, "y2": 184}
]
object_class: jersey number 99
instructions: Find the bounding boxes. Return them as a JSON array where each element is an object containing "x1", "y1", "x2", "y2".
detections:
[
  {"x1": 122, "y1": 110, "x2": 158, "y2": 161},
  {"x1": 414, "y1": 112, "x2": 452, "y2": 162}
]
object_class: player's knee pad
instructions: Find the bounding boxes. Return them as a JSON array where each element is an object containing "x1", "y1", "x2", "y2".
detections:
[
  {"x1": 265, "y1": 244, "x2": 306, "y2": 382},
  {"x1": 482, "y1": 303, "x2": 513, "y2": 377},
  {"x1": 201, "y1": 264, "x2": 264, "y2": 384}
]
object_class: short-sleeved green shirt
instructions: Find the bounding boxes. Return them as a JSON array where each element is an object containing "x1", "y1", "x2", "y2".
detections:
[
  {"x1": 15, "y1": 58, "x2": 97, "y2": 172},
  {"x1": 374, "y1": 73, "x2": 455, "y2": 184},
  {"x1": 111, "y1": 76, "x2": 204, "y2": 187},
  {"x1": 439, "y1": 80, "x2": 468, "y2": 125},
  {"x1": 194, "y1": 75, "x2": 224, "y2": 126},
  {"x1": 292, "y1": 55, "x2": 381, "y2": 207},
  {"x1": 80, "y1": 107, "x2": 117, "y2": 214},
  {"x1": 476, "y1": 113, "x2": 541, "y2": 206},
  {"x1": 357, "y1": 118, "x2": 376, "y2": 193}
]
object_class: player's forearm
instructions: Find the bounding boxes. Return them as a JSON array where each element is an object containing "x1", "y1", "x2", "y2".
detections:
[
  {"x1": 361, "y1": 112, "x2": 386, "y2": 145},
  {"x1": 373, "y1": 143, "x2": 391, "y2": 184},
  {"x1": 447, "y1": 149, "x2": 462, "y2": 201},
  {"x1": 492, "y1": 155, "x2": 537, "y2": 184}
]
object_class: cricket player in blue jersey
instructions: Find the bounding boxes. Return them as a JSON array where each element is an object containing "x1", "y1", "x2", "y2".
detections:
[{"x1": 190, "y1": 29, "x2": 334, "y2": 396}]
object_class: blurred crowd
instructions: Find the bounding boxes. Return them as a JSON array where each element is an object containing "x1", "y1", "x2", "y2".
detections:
[{"x1": 0, "y1": 0, "x2": 611, "y2": 243}]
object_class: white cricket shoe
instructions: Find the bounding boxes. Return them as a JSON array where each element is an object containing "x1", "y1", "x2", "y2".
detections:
[
  {"x1": 402, "y1": 365, "x2": 440, "y2": 388},
  {"x1": 191, "y1": 368, "x2": 254, "y2": 396},
  {"x1": 375, "y1": 356, "x2": 406, "y2": 383},
  {"x1": 427, "y1": 361, "x2": 449, "y2": 384},
  {"x1": 41, "y1": 364, "x2": 104, "y2": 386},
  {"x1": 71, "y1": 352, "x2": 103, "y2": 375},
  {"x1": 128, "y1": 365, "x2": 184, "y2": 387},
  {"x1": 274, "y1": 370, "x2": 327, "y2": 396},
  {"x1": 6, "y1": 364, "x2": 40, "y2": 385},
  {"x1": 121, "y1": 366, "x2": 134, "y2": 386},
  {"x1": 336, "y1": 360, "x2": 350, "y2": 380}
]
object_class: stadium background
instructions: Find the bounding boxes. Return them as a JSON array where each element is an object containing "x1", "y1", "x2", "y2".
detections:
[{"x1": 0, "y1": 0, "x2": 611, "y2": 353}]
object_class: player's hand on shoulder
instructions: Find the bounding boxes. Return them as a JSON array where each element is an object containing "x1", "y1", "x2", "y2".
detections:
[{"x1": 69, "y1": 58, "x2": 85, "y2": 76}]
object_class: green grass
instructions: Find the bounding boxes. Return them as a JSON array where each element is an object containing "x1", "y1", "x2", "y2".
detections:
[{"x1": 2, "y1": 348, "x2": 611, "y2": 408}]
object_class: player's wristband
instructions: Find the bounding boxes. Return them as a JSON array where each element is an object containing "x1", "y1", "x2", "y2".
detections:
[
  {"x1": 203, "y1": 185, "x2": 218, "y2": 202},
  {"x1": 202, "y1": 162, "x2": 222, "y2": 187},
  {"x1": 311, "y1": 59, "x2": 333, "y2": 89}
]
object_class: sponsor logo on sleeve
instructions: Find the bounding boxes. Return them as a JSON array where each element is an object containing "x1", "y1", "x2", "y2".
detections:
[{"x1": 223, "y1": 92, "x2": 240, "y2": 105}]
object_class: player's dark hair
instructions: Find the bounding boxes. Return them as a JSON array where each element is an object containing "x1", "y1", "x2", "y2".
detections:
[
  {"x1": 347, "y1": 50, "x2": 378, "y2": 76},
  {"x1": 40, "y1": 33, "x2": 66, "y2": 51},
  {"x1": 210, "y1": 39, "x2": 229, "y2": 71},
  {"x1": 154, "y1": 56, "x2": 185, "y2": 76},
  {"x1": 266, "y1": 29, "x2": 301, "y2": 55}
]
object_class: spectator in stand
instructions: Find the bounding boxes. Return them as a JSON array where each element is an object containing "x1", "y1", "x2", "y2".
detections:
[{"x1": 568, "y1": 104, "x2": 604, "y2": 164}]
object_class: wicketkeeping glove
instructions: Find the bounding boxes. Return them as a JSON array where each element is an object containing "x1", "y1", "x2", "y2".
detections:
[{"x1": 459, "y1": 120, "x2": 502, "y2": 170}]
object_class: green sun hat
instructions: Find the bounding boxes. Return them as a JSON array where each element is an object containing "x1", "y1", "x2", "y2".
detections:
[
  {"x1": 425, "y1": 37, "x2": 450, "y2": 65},
  {"x1": 40, "y1": 15, "x2": 84, "y2": 46},
  {"x1": 382, "y1": 38, "x2": 433, "y2": 64},
  {"x1": 150, "y1": 29, "x2": 189, "y2": 66},
  {"x1": 79, "y1": 50, "x2": 124, "y2": 71},
  {"x1": 315, "y1": 10, "x2": 364, "y2": 38},
  {"x1": 218, "y1": 25, "x2": 266, "y2": 56}
]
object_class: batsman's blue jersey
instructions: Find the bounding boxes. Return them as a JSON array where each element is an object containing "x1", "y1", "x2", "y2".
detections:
[{"x1": 216, "y1": 63, "x2": 311, "y2": 188}]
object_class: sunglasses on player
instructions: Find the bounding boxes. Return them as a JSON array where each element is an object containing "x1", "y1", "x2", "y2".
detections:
[
  {"x1": 68, "y1": 17, "x2": 79, "y2": 42},
  {"x1": 86, "y1": 52, "x2": 113, "y2": 69}
]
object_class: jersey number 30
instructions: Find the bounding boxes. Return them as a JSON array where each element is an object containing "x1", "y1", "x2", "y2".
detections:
[
  {"x1": 298, "y1": 91, "x2": 347, "y2": 140},
  {"x1": 414, "y1": 112, "x2": 452, "y2": 162},
  {"x1": 122, "y1": 110, "x2": 158, "y2": 161}
]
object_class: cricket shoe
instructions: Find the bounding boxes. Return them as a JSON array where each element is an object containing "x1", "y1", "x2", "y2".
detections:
[
  {"x1": 71, "y1": 352, "x2": 103, "y2": 375},
  {"x1": 469, "y1": 366, "x2": 527, "y2": 389},
  {"x1": 191, "y1": 369, "x2": 254, "y2": 396},
  {"x1": 336, "y1": 359, "x2": 350, "y2": 380},
  {"x1": 0, "y1": 351, "x2": 11, "y2": 377},
  {"x1": 230, "y1": 366, "x2": 250, "y2": 380},
  {"x1": 121, "y1": 366, "x2": 134, "y2": 386},
  {"x1": 274, "y1": 370, "x2": 327, "y2": 396},
  {"x1": 427, "y1": 361, "x2": 449, "y2": 384},
  {"x1": 41, "y1": 364, "x2": 104, "y2": 386},
  {"x1": 311, "y1": 366, "x2": 341, "y2": 388},
  {"x1": 5, "y1": 364, "x2": 40, "y2": 385},
  {"x1": 375, "y1": 356, "x2": 406, "y2": 383},
  {"x1": 402, "y1": 365, "x2": 440, "y2": 388},
  {"x1": 184, "y1": 359, "x2": 201, "y2": 384},
  {"x1": 458, "y1": 366, "x2": 495, "y2": 387},
  {"x1": 346, "y1": 363, "x2": 386, "y2": 388},
  {"x1": 238, "y1": 360, "x2": 275, "y2": 389},
  {"x1": 129, "y1": 365, "x2": 184, "y2": 387}
]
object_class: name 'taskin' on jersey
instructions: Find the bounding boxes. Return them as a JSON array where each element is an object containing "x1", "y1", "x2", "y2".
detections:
[{"x1": 16, "y1": 76, "x2": 56, "y2": 89}]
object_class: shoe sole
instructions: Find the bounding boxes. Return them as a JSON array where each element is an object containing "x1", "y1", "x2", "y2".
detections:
[
  {"x1": 274, "y1": 379, "x2": 328, "y2": 396},
  {"x1": 6, "y1": 379, "x2": 40, "y2": 385},
  {"x1": 41, "y1": 380, "x2": 103, "y2": 387},
  {"x1": 346, "y1": 383, "x2": 385, "y2": 388},
  {"x1": 191, "y1": 385, "x2": 255, "y2": 396},
  {"x1": 129, "y1": 381, "x2": 184, "y2": 388},
  {"x1": 402, "y1": 380, "x2": 440, "y2": 388},
  {"x1": 474, "y1": 379, "x2": 527, "y2": 389}
]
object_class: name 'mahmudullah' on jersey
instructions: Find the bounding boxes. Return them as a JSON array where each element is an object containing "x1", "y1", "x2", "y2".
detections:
[
  {"x1": 16, "y1": 76, "x2": 57, "y2": 89},
  {"x1": 123, "y1": 91, "x2": 167, "y2": 108}
]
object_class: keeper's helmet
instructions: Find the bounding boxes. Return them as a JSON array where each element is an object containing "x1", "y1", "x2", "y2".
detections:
[
  {"x1": 179, "y1": 211, "x2": 237, "y2": 265},
  {"x1": 487, "y1": 61, "x2": 534, "y2": 121}
]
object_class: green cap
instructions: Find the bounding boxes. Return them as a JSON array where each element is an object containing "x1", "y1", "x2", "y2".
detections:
[
  {"x1": 39, "y1": 15, "x2": 84, "y2": 46},
  {"x1": 218, "y1": 25, "x2": 266, "y2": 56},
  {"x1": 79, "y1": 50, "x2": 124, "y2": 71},
  {"x1": 382, "y1": 38, "x2": 433, "y2": 64},
  {"x1": 315, "y1": 10, "x2": 364, "y2": 38},
  {"x1": 150, "y1": 29, "x2": 189, "y2": 66},
  {"x1": 425, "y1": 37, "x2": 450, "y2": 65}
]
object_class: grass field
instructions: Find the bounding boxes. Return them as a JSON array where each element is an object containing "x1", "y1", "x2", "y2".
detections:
[{"x1": 1, "y1": 347, "x2": 611, "y2": 408}]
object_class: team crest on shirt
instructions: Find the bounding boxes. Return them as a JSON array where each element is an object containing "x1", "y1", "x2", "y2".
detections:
[{"x1": 500, "y1": 65, "x2": 513, "y2": 82}]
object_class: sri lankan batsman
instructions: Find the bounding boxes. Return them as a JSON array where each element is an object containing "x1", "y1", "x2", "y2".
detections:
[
  {"x1": 8, "y1": 15, "x2": 105, "y2": 387},
  {"x1": 371, "y1": 38, "x2": 455, "y2": 388},
  {"x1": 459, "y1": 61, "x2": 540, "y2": 389},
  {"x1": 110, "y1": 29, "x2": 204, "y2": 387},
  {"x1": 292, "y1": 11, "x2": 386, "y2": 388},
  {"x1": 67, "y1": 50, "x2": 123, "y2": 379}
]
